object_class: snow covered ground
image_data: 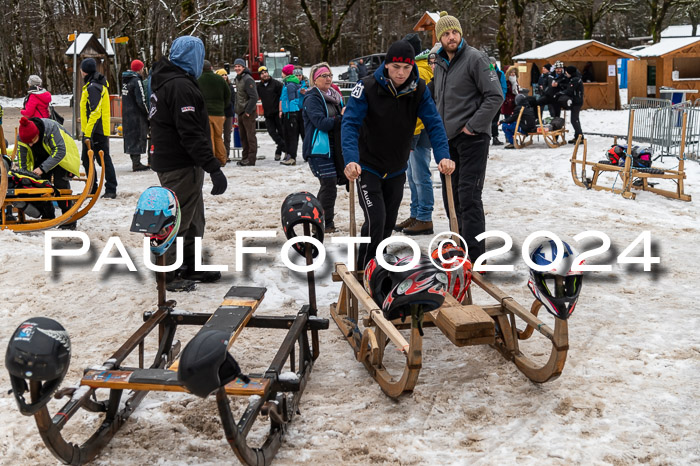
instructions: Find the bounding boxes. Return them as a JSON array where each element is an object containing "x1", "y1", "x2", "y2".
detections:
[{"x1": 1, "y1": 104, "x2": 699, "y2": 465}]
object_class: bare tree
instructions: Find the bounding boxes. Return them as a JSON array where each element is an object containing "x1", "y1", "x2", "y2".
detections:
[
  {"x1": 300, "y1": 0, "x2": 361, "y2": 62},
  {"x1": 546, "y1": 0, "x2": 633, "y2": 39}
]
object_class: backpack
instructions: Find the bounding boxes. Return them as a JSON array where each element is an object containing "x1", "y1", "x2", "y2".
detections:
[{"x1": 49, "y1": 104, "x2": 64, "y2": 125}]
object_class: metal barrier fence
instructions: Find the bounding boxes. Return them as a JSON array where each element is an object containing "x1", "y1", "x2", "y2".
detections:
[
  {"x1": 683, "y1": 103, "x2": 700, "y2": 163},
  {"x1": 628, "y1": 97, "x2": 700, "y2": 163},
  {"x1": 627, "y1": 97, "x2": 671, "y2": 149}
]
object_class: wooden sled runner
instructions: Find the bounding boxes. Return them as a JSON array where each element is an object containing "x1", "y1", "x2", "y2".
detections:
[
  {"x1": 330, "y1": 180, "x2": 569, "y2": 398},
  {"x1": 514, "y1": 107, "x2": 568, "y2": 149},
  {"x1": 0, "y1": 140, "x2": 106, "y2": 231},
  {"x1": 570, "y1": 109, "x2": 691, "y2": 201}
]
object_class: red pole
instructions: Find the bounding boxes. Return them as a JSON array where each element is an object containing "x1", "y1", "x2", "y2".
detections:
[{"x1": 249, "y1": 0, "x2": 261, "y2": 78}]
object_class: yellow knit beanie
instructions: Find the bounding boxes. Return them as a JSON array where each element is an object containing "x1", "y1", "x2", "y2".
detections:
[{"x1": 435, "y1": 11, "x2": 462, "y2": 40}]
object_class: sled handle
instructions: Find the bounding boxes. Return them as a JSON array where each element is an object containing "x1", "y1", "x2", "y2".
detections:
[
  {"x1": 349, "y1": 179, "x2": 356, "y2": 237},
  {"x1": 445, "y1": 174, "x2": 459, "y2": 243}
]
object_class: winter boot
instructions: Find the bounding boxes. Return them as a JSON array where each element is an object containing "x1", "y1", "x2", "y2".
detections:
[
  {"x1": 130, "y1": 154, "x2": 150, "y2": 172},
  {"x1": 402, "y1": 220, "x2": 434, "y2": 235},
  {"x1": 275, "y1": 150, "x2": 283, "y2": 161},
  {"x1": 492, "y1": 137, "x2": 503, "y2": 146},
  {"x1": 394, "y1": 217, "x2": 416, "y2": 232}
]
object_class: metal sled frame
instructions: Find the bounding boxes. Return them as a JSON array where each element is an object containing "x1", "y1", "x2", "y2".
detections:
[
  {"x1": 0, "y1": 143, "x2": 106, "y2": 231},
  {"x1": 20, "y1": 260, "x2": 328, "y2": 465},
  {"x1": 514, "y1": 106, "x2": 568, "y2": 149},
  {"x1": 329, "y1": 180, "x2": 568, "y2": 398},
  {"x1": 570, "y1": 110, "x2": 691, "y2": 201}
]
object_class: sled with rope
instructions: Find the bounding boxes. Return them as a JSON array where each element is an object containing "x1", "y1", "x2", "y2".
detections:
[
  {"x1": 329, "y1": 178, "x2": 579, "y2": 398},
  {"x1": 5, "y1": 188, "x2": 328, "y2": 465},
  {"x1": 570, "y1": 109, "x2": 691, "y2": 201},
  {"x1": 513, "y1": 107, "x2": 568, "y2": 149},
  {"x1": 0, "y1": 134, "x2": 106, "y2": 231}
]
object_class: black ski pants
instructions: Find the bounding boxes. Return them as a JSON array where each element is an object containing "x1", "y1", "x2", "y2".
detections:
[
  {"x1": 318, "y1": 176, "x2": 337, "y2": 229},
  {"x1": 356, "y1": 171, "x2": 406, "y2": 270},
  {"x1": 282, "y1": 111, "x2": 300, "y2": 159},
  {"x1": 82, "y1": 132, "x2": 117, "y2": 194},
  {"x1": 157, "y1": 166, "x2": 205, "y2": 281},
  {"x1": 570, "y1": 104, "x2": 583, "y2": 139},
  {"x1": 441, "y1": 132, "x2": 490, "y2": 262}
]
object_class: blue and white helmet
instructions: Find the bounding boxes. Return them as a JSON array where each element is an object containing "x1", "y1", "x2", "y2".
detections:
[
  {"x1": 527, "y1": 240, "x2": 583, "y2": 320},
  {"x1": 130, "y1": 187, "x2": 181, "y2": 256}
]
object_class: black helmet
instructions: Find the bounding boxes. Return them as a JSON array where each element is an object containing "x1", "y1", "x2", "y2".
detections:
[
  {"x1": 5, "y1": 317, "x2": 71, "y2": 415},
  {"x1": 527, "y1": 240, "x2": 583, "y2": 320},
  {"x1": 281, "y1": 192, "x2": 324, "y2": 258},
  {"x1": 177, "y1": 329, "x2": 249, "y2": 398},
  {"x1": 363, "y1": 254, "x2": 399, "y2": 309},
  {"x1": 382, "y1": 255, "x2": 447, "y2": 322}
]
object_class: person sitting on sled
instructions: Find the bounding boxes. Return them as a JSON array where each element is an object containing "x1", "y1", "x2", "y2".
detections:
[
  {"x1": 341, "y1": 39, "x2": 455, "y2": 270},
  {"x1": 16, "y1": 116, "x2": 81, "y2": 222}
]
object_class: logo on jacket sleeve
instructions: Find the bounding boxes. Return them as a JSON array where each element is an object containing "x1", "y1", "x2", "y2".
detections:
[
  {"x1": 181, "y1": 106, "x2": 195, "y2": 113},
  {"x1": 351, "y1": 81, "x2": 364, "y2": 99}
]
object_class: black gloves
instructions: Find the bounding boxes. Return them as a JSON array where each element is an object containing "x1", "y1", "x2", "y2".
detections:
[{"x1": 209, "y1": 169, "x2": 227, "y2": 195}]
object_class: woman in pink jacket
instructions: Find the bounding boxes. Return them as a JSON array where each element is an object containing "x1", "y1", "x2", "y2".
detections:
[{"x1": 21, "y1": 75, "x2": 52, "y2": 118}]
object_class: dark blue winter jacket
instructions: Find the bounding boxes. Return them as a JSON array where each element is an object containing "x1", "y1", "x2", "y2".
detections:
[{"x1": 341, "y1": 63, "x2": 450, "y2": 178}]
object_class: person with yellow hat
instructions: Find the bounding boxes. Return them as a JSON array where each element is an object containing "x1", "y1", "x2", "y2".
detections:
[
  {"x1": 215, "y1": 68, "x2": 236, "y2": 157},
  {"x1": 432, "y1": 11, "x2": 504, "y2": 262}
]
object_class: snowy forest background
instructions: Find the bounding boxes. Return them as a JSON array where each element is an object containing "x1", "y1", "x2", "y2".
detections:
[{"x1": 1, "y1": 0, "x2": 700, "y2": 97}]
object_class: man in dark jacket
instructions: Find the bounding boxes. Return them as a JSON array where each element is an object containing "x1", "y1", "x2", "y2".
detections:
[
  {"x1": 563, "y1": 65, "x2": 584, "y2": 143},
  {"x1": 342, "y1": 40, "x2": 455, "y2": 270},
  {"x1": 538, "y1": 61, "x2": 568, "y2": 118},
  {"x1": 433, "y1": 12, "x2": 504, "y2": 262},
  {"x1": 256, "y1": 66, "x2": 285, "y2": 160},
  {"x1": 149, "y1": 35, "x2": 228, "y2": 291},
  {"x1": 121, "y1": 59, "x2": 150, "y2": 171},
  {"x1": 357, "y1": 58, "x2": 368, "y2": 79},
  {"x1": 80, "y1": 58, "x2": 117, "y2": 198},
  {"x1": 233, "y1": 58, "x2": 259, "y2": 166},
  {"x1": 198, "y1": 60, "x2": 231, "y2": 166}
]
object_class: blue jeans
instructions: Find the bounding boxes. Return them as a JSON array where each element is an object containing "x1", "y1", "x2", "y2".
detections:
[
  {"x1": 501, "y1": 122, "x2": 528, "y2": 144},
  {"x1": 406, "y1": 131, "x2": 433, "y2": 222}
]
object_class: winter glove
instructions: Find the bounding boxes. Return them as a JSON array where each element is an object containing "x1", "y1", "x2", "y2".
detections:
[{"x1": 209, "y1": 169, "x2": 227, "y2": 195}]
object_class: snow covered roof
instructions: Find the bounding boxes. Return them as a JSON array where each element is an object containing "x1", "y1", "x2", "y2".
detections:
[
  {"x1": 660, "y1": 25, "x2": 699, "y2": 38},
  {"x1": 633, "y1": 37, "x2": 700, "y2": 57},
  {"x1": 513, "y1": 40, "x2": 633, "y2": 60},
  {"x1": 65, "y1": 33, "x2": 115, "y2": 57}
]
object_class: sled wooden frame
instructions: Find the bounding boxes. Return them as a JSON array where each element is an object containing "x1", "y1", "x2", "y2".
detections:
[
  {"x1": 20, "y1": 283, "x2": 328, "y2": 466},
  {"x1": 513, "y1": 106, "x2": 568, "y2": 149},
  {"x1": 570, "y1": 109, "x2": 691, "y2": 202},
  {"x1": 0, "y1": 146, "x2": 106, "y2": 231},
  {"x1": 330, "y1": 180, "x2": 569, "y2": 398}
]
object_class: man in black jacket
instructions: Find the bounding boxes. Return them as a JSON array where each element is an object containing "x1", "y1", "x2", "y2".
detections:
[
  {"x1": 149, "y1": 35, "x2": 228, "y2": 291},
  {"x1": 257, "y1": 66, "x2": 285, "y2": 160},
  {"x1": 121, "y1": 59, "x2": 150, "y2": 171},
  {"x1": 233, "y1": 58, "x2": 259, "y2": 166},
  {"x1": 563, "y1": 65, "x2": 584, "y2": 143}
]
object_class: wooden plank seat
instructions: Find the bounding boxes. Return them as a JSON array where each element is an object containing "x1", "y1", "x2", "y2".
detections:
[
  {"x1": 570, "y1": 109, "x2": 691, "y2": 201},
  {"x1": 84, "y1": 286, "x2": 267, "y2": 393},
  {"x1": 81, "y1": 369, "x2": 269, "y2": 396},
  {"x1": 513, "y1": 106, "x2": 568, "y2": 149}
]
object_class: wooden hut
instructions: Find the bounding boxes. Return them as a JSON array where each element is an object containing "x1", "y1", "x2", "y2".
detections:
[
  {"x1": 413, "y1": 11, "x2": 440, "y2": 46},
  {"x1": 628, "y1": 37, "x2": 700, "y2": 101},
  {"x1": 512, "y1": 40, "x2": 636, "y2": 110}
]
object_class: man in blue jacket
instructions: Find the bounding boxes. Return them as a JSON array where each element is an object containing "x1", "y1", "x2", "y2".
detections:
[
  {"x1": 342, "y1": 40, "x2": 455, "y2": 270},
  {"x1": 149, "y1": 35, "x2": 228, "y2": 291}
]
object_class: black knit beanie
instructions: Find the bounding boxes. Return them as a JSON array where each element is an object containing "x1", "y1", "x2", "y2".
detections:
[
  {"x1": 385, "y1": 40, "x2": 416, "y2": 66},
  {"x1": 81, "y1": 58, "x2": 96, "y2": 74}
]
